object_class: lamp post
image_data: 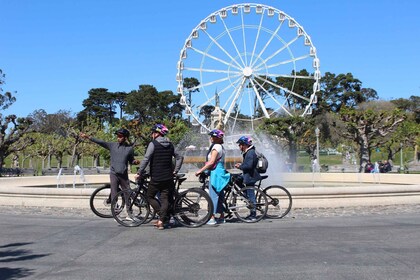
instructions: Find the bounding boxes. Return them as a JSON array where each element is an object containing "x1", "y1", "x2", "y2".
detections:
[
  {"x1": 315, "y1": 127, "x2": 320, "y2": 172},
  {"x1": 400, "y1": 142, "x2": 404, "y2": 172}
]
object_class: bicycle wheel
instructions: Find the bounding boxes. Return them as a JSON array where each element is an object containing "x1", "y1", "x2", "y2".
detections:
[
  {"x1": 232, "y1": 186, "x2": 268, "y2": 223},
  {"x1": 144, "y1": 203, "x2": 157, "y2": 224},
  {"x1": 130, "y1": 180, "x2": 157, "y2": 224},
  {"x1": 111, "y1": 189, "x2": 149, "y2": 227},
  {"x1": 89, "y1": 184, "x2": 120, "y2": 218},
  {"x1": 260, "y1": 185, "x2": 292, "y2": 219},
  {"x1": 173, "y1": 188, "x2": 213, "y2": 228}
]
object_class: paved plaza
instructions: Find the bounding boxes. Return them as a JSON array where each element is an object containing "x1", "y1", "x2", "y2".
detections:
[{"x1": 1, "y1": 204, "x2": 420, "y2": 280}]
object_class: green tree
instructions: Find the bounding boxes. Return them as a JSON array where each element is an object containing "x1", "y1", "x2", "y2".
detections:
[
  {"x1": 114, "y1": 91, "x2": 128, "y2": 120},
  {"x1": 338, "y1": 102, "x2": 405, "y2": 171},
  {"x1": 317, "y1": 72, "x2": 378, "y2": 114},
  {"x1": 29, "y1": 109, "x2": 73, "y2": 134},
  {"x1": 125, "y1": 85, "x2": 182, "y2": 122},
  {"x1": 263, "y1": 116, "x2": 311, "y2": 170},
  {"x1": 391, "y1": 95, "x2": 420, "y2": 123},
  {"x1": 183, "y1": 77, "x2": 200, "y2": 125},
  {"x1": 275, "y1": 70, "x2": 313, "y2": 114},
  {"x1": 78, "y1": 88, "x2": 117, "y2": 124},
  {"x1": 0, "y1": 71, "x2": 34, "y2": 167}
]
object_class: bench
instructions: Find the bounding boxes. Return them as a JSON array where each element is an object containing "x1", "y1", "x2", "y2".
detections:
[
  {"x1": 42, "y1": 168, "x2": 74, "y2": 176},
  {"x1": 327, "y1": 165, "x2": 359, "y2": 173},
  {"x1": 0, "y1": 168, "x2": 36, "y2": 177}
]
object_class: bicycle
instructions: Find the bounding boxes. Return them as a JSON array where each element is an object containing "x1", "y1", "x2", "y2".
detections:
[
  {"x1": 89, "y1": 183, "x2": 126, "y2": 218},
  {"x1": 255, "y1": 175, "x2": 293, "y2": 219},
  {"x1": 111, "y1": 173, "x2": 214, "y2": 228},
  {"x1": 89, "y1": 178, "x2": 155, "y2": 221},
  {"x1": 199, "y1": 172, "x2": 269, "y2": 223}
]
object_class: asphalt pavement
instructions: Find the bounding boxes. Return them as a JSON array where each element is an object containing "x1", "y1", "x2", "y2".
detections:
[{"x1": 1, "y1": 205, "x2": 420, "y2": 280}]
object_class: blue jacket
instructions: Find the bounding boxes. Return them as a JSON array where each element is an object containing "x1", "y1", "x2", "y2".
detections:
[{"x1": 239, "y1": 146, "x2": 261, "y2": 185}]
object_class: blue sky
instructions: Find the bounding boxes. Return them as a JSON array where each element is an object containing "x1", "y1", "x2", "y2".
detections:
[{"x1": 1, "y1": 0, "x2": 419, "y2": 118}]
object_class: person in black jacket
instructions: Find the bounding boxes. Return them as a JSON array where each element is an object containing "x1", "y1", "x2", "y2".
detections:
[
  {"x1": 80, "y1": 128, "x2": 140, "y2": 220},
  {"x1": 234, "y1": 136, "x2": 261, "y2": 221},
  {"x1": 135, "y1": 124, "x2": 183, "y2": 230}
]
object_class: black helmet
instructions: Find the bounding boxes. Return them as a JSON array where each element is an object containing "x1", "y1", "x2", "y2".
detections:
[{"x1": 115, "y1": 128, "x2": 130, "y2": 137}]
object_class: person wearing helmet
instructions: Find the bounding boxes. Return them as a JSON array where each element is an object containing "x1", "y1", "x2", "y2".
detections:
[
  {"x1": 195, "y1": 129, "x2": 230, "y2": 225},
  {"x1": 235, "y1": 136, "x2": 261, "y2": 221},
  {"x1": 80, "y1": 129, "x2": 140, "y2": 221},
  {"x1": 136, "y1": 124, "x2": 183, "y2": 230}
]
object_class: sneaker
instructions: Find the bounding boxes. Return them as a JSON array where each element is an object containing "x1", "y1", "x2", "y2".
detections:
[
  {"x1": 216, "y1": 218, "x2": 226, "y2": 224},
  {"x1": 169, "y1": 218, "x2": 180, "y2": 227},
  {"x1": 124, "y1": 215, "x2": 137, "y2": 222},
  {"x1": 125, "y1": 210, "x2": 140, "y2": 222},
  {"x1": 245, "y1": 215, "x2": 257, "y2": 222},
  {"x1": 125, "y1": 215, "x2": 134, "y2": 221},
  {"x1": 207, "y1": 218, "x2": 217, "y2": 225}
]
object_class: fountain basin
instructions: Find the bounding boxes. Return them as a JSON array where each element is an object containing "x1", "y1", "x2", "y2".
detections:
[{"x1": 1, "y1": 173, "x2": 419, "y2": 208}]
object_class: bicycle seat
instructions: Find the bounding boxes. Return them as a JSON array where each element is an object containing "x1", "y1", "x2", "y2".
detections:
[
  {"x1": 178, "y1": 177, "x2": 187, "y2": 184},
  {"x1": 260, "y1": 175, "x2": 268, "y2": 180}
]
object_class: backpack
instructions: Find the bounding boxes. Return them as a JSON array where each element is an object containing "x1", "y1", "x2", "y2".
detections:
[{"x1": 255, "y1": 150, "x2": 268, "y2": 173}]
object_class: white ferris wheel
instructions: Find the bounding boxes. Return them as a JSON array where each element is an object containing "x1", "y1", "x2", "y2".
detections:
[{"x1": 176, "y1": 3, "x2": 321, "y2": 134}]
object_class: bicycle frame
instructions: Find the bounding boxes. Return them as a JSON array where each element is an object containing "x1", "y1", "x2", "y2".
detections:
[{"x1": 199, "y1": 172, "x2": 268, "y2": 222}]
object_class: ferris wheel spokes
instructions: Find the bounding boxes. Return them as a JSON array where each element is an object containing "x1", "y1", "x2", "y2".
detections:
[
  {"x1": 223, "y1": 77, "x2": 247, "y2": 125},
  {"x1": 261, "y1": 54, "x2": 312, "y2": 72},
  {"x1": 188, "y1": 74, "x2": 238, "y2": 93},
  {"x1": 219, "y1": 75, "x2": 244, "y2": 111},
  {"x1": 190, "y1": 47, "x2": 243, "y2": 72},
  {"x1": 251, "y1": 35, "x2": 300, "y2": 70},
  {"x1": 262, "y1": 73, "x2": 315, "y2": 80},
  {"x1": 253, "y1": 20, "x2": 284, "y2": 66},
  {"x1": 219, "y1": 17, "x2": 247, "y2": 67},
  {"x1": 201, "y1": 30, "x2": 244, "y2": 70},
  {"x1": 240, "y1": 7, "x2": 248, "y2": 66},
  {"x1": 249, "y1": 8, "x2": 265, "y2": 67},
  {"x1": 249, "y1": 78, "x2": 270, "y2": 118},
  {"x1": 183, "y1": 66, "x2": 239, "y2": 75},
  {"x1": 194, "y1": 75, "x2": 243, "y2": 112},
  {"x1": 257, "y1": 75, "x2": 311, "y2": 103},
  {"x1": 252, "y1": 76, "x2": 293, "y2": 117}
]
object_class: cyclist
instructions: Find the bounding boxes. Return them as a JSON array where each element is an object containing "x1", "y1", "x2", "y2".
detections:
[
  {"x1": 135, "y1": 124, "x2": 183, "y2": 230},
  {"x1": 195, "y1": 129, "x2": 230, "y2": 225},
  {"x1": 234, "y1": 136, "x2": 261, "y2": 221},
  {"x1": 80, "y1": 128, "x2": 140, "y2": 220}
]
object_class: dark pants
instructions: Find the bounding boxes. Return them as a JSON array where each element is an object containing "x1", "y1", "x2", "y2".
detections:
[
  {"x1": 109, "y1": 172, "x2": 130, "y2": 201},
  {"x1": 147, "y1": 179, "x2": 175, "y2": 224},
  {"x1": 245, "y1": 184, "x2": 257, "y2": 217}
]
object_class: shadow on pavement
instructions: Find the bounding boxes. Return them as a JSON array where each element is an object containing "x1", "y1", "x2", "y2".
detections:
[{"x1": 0, "y1": 242, "x2": 49, "y2": 280}]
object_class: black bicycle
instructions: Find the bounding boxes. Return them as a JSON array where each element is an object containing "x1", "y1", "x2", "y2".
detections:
[
  {"x1": 89, "y1": 183, "x2": 125, "y2": 218},
  {"x1": 255, "y1": 175, "x2": 293, "y2": 219},
  {"x1": 89, "y1": 178, "x2": 154, "y2": 220},
  {"x1": 111, "y1": 174, "x2": 214, "y2": 227},
  {"x1": 199, "y1": 172, "x2": 269, "y2": 223}
]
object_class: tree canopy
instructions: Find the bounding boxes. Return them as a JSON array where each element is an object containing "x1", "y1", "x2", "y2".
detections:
[{"x1": 125, "y1": 85, "x2": 183, "y2": 123}]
